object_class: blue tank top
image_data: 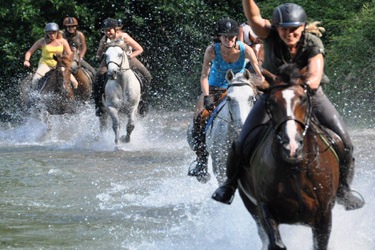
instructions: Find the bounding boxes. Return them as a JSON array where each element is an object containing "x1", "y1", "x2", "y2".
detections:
[{"x1": 208, "y1": 41, "x2": 246, "y2": 88}]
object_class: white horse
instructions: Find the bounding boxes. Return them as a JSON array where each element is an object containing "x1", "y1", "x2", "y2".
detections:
[
  {"x1": 188, "y1": 69, "x2": 260, "y2": 184},
  {"x1": 100, "y1": 40, "x2": 141, "y2": 146}
]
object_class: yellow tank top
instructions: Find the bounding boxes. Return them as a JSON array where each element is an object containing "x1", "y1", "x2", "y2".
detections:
[{"x1": 39, "y1": 43, "x2": 64, "y2": 67}]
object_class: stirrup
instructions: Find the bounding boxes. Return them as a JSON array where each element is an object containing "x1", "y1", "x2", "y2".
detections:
[{"x1": 337, "y1": 189, "x2": 365, "y2": 210}]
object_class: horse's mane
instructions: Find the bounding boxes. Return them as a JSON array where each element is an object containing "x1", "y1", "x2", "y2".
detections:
[
  {"x1": 262, "y1": 63, "x2": 307, "y2": 90},
  {"x1": 53, "y1": 53, "x2": 72, "y2": 68},
  {"x1": 305, "y1": 21, "x2": 325, "y2": 37},
  {"x1": 277, "y1": 63, "x2": 306, "y2": 86}
]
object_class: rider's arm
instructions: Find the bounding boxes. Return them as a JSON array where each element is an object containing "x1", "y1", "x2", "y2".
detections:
[
  {"x1": 96, "y1": 36, "x2": 106, "y2": 58},
  {"x1": 200, "y1": 45, "x2": 215, "y2": 96},
  {"x1": 61, "y1": 38, "x2": 73, "y2": 59},
  {"x1": 306, "y1": 54, "x2": 324, "y2": 89},
  {"x1": 78, "y1": 31, "x2": 87, "y2": 60},
  {"x1": 244, "y1": 44, "x2": 264, "y2": 82},
  {"x1": 242, "y1": 0, "x2": 272, "y2": 39},
  {"x1": 121, "y1": 33, "x2": 143, "y2": 59},
  {"x1": 24, "y1": 38, "x2": 43, "y2": 67}
]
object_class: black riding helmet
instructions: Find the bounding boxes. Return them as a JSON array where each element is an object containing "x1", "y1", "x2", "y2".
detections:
[
  {"x1": 215, "y1": 17, "x2": 239, "y2": 36},
  {"x1": 102, "y1": 18, "x2": 118, "y2": 29},
  {"x1": 272, "y1": 3, "x2": 307, "y2": 27}
]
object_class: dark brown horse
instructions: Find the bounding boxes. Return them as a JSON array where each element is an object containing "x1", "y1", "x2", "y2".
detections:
[
  {"x1": 70, "y1": 47, "x2": 94, "y2": 102},
  {"x1": 238, "y1": 64, "x2": 341, "y2": 250},
  {"x1": 38, "y1": 53, "x2": 76, "y2": 114}
]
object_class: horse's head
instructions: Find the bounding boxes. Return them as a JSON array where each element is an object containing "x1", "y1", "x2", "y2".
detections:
[
  {"x1": 225, "y1": 69, "x2": 258, "y2": 130},
  {"x1": 105, "y1": 41, "x2": 130, "y2": 80},
  {"x1": 266, "y1": 64, "x2": 311, "y2": 163},
  {"x1": 47, "y1": 54, "x2": 74, "y2": 96}
]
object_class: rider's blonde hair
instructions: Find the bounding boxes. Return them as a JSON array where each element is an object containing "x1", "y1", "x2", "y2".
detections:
[{"x1": 305, "y1": 21, "x2": 325, "y2": 37}]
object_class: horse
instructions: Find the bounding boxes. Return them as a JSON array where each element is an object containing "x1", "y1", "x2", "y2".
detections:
[
  {"x1": 238, "y1": 64, "x2": 341, "y2": 250},
  {"x1": 187, "y1": 69, "x2": 264, "y2": 184},
  {"x1": 19, "y1": 53, "x2": 76, "y2": 115},
  {"x1": 70, "y1": 47, "x2": 95, "y2": 102},
  {"x1": 100, "y1": 40, "x2": 141, "y2": 147}
]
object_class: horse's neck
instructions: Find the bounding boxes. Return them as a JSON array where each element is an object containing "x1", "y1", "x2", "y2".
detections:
[{"x1": 120, "y1": 50, "x2": 130, "y2": 70}]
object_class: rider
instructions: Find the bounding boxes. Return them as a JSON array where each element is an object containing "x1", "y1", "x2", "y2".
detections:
[
  {"x1": 188, "y1": 17, "x2": 264, "y2": 178},
  {"x1": 62, "y1": 16, "x2": 96, "y2": 78},
  {"x1": 212, "y1": 1, "x2": 364, "y2": 211},
  {"x1": 238, "y1": 21, "x2": 264, "y2": 71},
  {"x1": 23, "y1": 22, "x2": 78, "y2": 89},
  {"x1": 93, "y1": 18, "x2": 151, "y2": 116},
  {"x1": 238, "y1": 21, "x2": 260, "y2": 47}
]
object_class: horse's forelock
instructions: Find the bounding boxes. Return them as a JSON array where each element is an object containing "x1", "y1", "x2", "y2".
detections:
[{"x1": 277, "y1": 64, "x2": 306, "y2": 86}]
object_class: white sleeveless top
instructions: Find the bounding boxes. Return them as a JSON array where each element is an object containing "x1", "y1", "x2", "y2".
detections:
[{"x1": 240, "y1": 23, "x2": 258, "y2": 46}]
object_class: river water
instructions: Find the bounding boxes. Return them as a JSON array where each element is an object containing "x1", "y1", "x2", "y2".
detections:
[{"x1": 0, "y1": 107, "x2": 374, "y2": 250}]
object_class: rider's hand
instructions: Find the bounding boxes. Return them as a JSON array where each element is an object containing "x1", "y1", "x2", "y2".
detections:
[
  {"x1": 204, "y1": 95, "x2": 214, "y2": 111},
  {"x1": 23, "y1": 60, "x2": 30, "y2": 68},
  {"x1": 305, "y1": 80, "x2": 317, "y2": 95}
]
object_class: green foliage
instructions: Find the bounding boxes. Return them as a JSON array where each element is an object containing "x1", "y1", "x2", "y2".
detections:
[{"x1": 0, "y1": 0, "x2": 374, "y2": 126}]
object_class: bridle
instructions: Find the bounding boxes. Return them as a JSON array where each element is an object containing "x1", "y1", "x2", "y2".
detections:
[
  {"x1": 266, "y1": 83, "x2": 312, "y2": 145},
  {"x1": 217, "y1": 81, "x2": 257, "y2": 125},
  {"x1": 105, "y1": 44, "x2": 130, "y2": 72}
]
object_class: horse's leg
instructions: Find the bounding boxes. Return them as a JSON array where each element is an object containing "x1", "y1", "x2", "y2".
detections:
[
  {"x1": 99, "y1": 112, "x2": 108, "y2": 132},
  {"x1": 122, "y1": 109, "x2": 136, "y2": 143},
  {"x1": 258, "y1": 203, "x2": 286, "y2": 250},
  {"x1": 75, "y1": 69, "x2": 92, "y2": 101},
  {"x1": 107, "y1": 106, "x2": 120, "y2": 145},
  {"x1": 312, "y1": 212, "x2": 332, "y2": 250}
]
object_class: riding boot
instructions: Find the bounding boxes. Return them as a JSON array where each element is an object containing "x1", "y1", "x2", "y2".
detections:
[
  {"x1": 336, "y1": 153, "x2": 365, "y2": 210},
  {"x1": 188, "y1": 114, "x2": 209, "y2": 177},
  {"x1": 93, "y1": 73, "x2": 106, "y2": 117},
  {"x1": 211, "y1": 141, "x2": 241, "y2": 204}
]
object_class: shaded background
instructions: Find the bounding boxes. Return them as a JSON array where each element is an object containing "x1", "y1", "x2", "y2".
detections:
[{"x1": 0, "y1": 0, "x2": 374, "y2": 127}]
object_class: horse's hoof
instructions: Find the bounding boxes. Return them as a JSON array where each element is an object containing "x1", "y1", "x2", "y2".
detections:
[
  {"x1": 120, "y1": 135, "x2": 130, "y2": 143},
  {"x1": 196, "y1": 173, "x2": 211, "y2": 184}
]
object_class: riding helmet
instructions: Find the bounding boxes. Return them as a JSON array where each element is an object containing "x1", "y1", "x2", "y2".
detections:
[
  {"x1": 215, "y1": 17, "x2": 239, "y2": 36},
  {"x1": 102, "y1": 18, "x2": 118, "y2": 29},
  {"x1": 63, "y1": 17, "x2": 78, "y2": 26},
  {"x1": 45, "y1": 22, "x2": 59, "y2": 32},
  {"x1": 272, "y1": 3, "x2": 307, "y2": 27}
]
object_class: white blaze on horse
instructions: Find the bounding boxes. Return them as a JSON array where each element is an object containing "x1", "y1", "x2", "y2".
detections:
[
  {"x1": 188, "y1": 69, "x2": 263, "y2": 184},
  {"x1": 100, "y1": 40, "x2": 141, "y2": 147}
]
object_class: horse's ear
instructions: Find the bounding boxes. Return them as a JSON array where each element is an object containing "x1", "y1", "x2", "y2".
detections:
[
  {"x1": 226, "y1": 69, "x2": 234, "y2": 82},
  {"x1": 53, "y1": 54, "x2": 58, "y2": 61}
]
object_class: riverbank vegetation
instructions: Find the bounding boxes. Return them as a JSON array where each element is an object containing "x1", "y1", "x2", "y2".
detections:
[{"x1": 0, "y1": 0, "x2": 373, "y2": 126}]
